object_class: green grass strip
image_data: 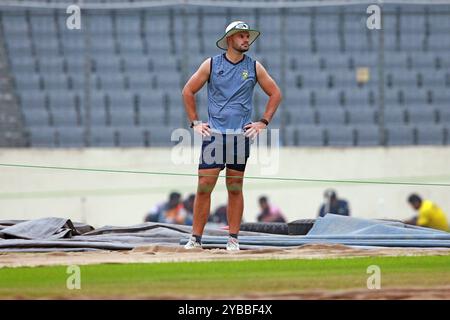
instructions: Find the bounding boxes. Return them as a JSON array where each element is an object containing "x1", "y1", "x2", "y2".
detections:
[{"x1": 0, "y1": 255, "x2": 448, "y2": 298}]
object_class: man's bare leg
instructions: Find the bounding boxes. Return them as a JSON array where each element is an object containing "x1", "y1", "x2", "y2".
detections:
[
  {"x1": 192, "y1": 168, "x2": 221, "y2": 236},
  {"x1": 225, "y1": 167, "x2": 245, "y2": 235}
]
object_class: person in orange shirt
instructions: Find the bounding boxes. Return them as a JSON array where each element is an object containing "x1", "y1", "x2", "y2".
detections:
[{"x1": 406, "y1": 194, "x2": 449, "y2": 232}]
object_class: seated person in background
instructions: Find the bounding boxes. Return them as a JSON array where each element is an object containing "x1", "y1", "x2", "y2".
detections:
[
  {"x1": 144, "y1": 191, "x2": 185, "y2": 224},
  {"x1": 182, "y1": 194, "x2": 195, "y2": 226},
  {"x1": 209, "y1": 204, "x2": 228, "y2": 225},
  {"x1": 406, "y1": 194, "x2": 448, "y2": 232},
  {"x1": 163, "y1": 202, "x2": 187, "y2": 225},
  {"x1": 257, "y1": 196, "x2": 287, "y2": 223},
  {"x1": 318, "y1": 189, "x2": 350, "y2": 217}
]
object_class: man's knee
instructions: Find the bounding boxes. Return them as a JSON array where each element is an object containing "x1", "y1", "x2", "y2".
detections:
[
  {"x1": 226, "y1": 182, "x2": 243, "y2": 196},
  {"x1": 197, "y1": 177, "x2": 216, "y2": 194}
]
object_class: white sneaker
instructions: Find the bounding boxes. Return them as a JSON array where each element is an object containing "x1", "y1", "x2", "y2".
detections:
[
  {"x1": 226, "y1": 237, "x2": 240, "y2": 251},
  {"x1": 184, "y1": 236, "x2": 202, "y2": 249}
]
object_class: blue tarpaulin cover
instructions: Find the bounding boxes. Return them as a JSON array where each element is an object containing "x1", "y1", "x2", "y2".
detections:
[{"x1": 0, "y1": 214, "x2": 449, "y2": 252}]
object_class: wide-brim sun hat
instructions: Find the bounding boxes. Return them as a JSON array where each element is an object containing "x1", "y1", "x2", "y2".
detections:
[{"x1": 216, "y1": 21, "x2": 260, "y2": 50}]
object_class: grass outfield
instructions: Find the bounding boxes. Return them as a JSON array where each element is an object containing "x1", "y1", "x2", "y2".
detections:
[{"x1": 0, "y1": 255, "x2": 449, "y2": 299}]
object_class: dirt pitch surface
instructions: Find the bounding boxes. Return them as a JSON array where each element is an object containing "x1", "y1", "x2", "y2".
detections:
[{"x1": 1, "y1": 243, "x2": 449, "y2": 268}]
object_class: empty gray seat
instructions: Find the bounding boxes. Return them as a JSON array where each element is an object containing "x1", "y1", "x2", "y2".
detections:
[
  {"x1": 148, "y1": 126, "x2": 179, "y2": 146},
  {"x1": 116, "y1": 14, "x2": 141, "y2": 34},
  {"x1": 30, "y1": 15, "x2": 56, "y2": 34},
  {"x1": 286, "y1": 108, "x2": 316, "y2": 125},
  {"x1": 123, "y1": 56, "x2": 150, "y2": 73},
  {"x1": 90, "y1": 126, "x2": 118, "y2": 147},
  {"x1": 48, "y1": 93, "x2": 76, "y2": 110},
  {"x1": 28, "y1": 127, "x2": 56, "y2": 147},
  {"x1": 42, "y1": 74, "x2": 69, "y2": 91},
  {"x1": 282, "y1": 126, "x2": 298, "y2": 146},
  {"x1": 117, "y1": 37, "x2": 144, "y2": 54},
  {"x1": 51, "y1": 109, "x2": 79, "y2": 127},
  {"x1": 326, "y1": 125, "x2": 355, "y2": 146},
  {"x1": 2, "y1": 14, "x2": 29, "y2": 34},
  {"x1": 22, "y1": 109, "x2": 49, "y2": 126},
  {"x1": 354, "y1": 124, "x2": 380, "y2": 146},
  {"x1": 14, "y1": 73, "x2": 42, "y2": 90},
  {"x1": 88, "y1": 14, "x2": 113, "y2": 34},
  {"x1": 401, "y1": 34, "x2": 423, "y2": 51},
  {"x1": 34, "y1": 38, "x2": 59, "y2": 54},
  {"x1": 313, "y1": 89, "x2": 342, "y2": 108},
  {"x1": 140, "y1": 107, "x2": 167, "y2": 125},
  {"x1": 429, "y1": 35, "x2": 450, "y2": 50},
  {"x1": 155, "y1": 73, "x2": 182, "y2": 88},
  {"x1": 20, "y1": 91, "x2": 47, "y2": 110},
  {"x1": 403, "y1": 89, "x2": 429, "y2": 107},
  {"x1": 91, "y1": 92, "x2": 106, "y2": 109},
  {"x1": 56, "y1": 127, "x2": 85, "y2": 148},
  {"x1": 5, "y1": 37, "x2": 32, "y2": 51},
  {"x1": 284, "y1": 89, "x2": 312, "y2": 108},
  {"x1": 117, "y1": 127, "x2": 145, "y2": 147},
  {"x1": 423, "y1": 72, "x2": 447, "y2": 88},
  {"x1": 437, "y1": 107, "x2": 450, "y2": 123},
  {"x1": 107, "y1": 92, "x2": 134, "y2": 109},
  {"x1": 434, "y1": 89, "x2": 450, "y2": 106},
  {"x1": 384, "y1": 108, "x2": 406, "y2": 125},
  {"x1": 384, "y1": 88, "x2": 401, "y2": 105},
  {"x1": 416, "y1": 125, "x2": 445, "y2": 145},
  {"x1": 95, "y1": 57, "x2": 121, "y2": 74},
  {"x1": 385, "y1": 125, "x2": 415, "y2": 146},
  {"x1": 300, "y1": 72, "x2": 329, "y2": 89},
  {"x1": 407, "y1": 107, "x2": 437, "y2": 124},
  {"x1": 110, "y1": 108, "x2": 136, "y2": 127},
  {"x1": 39, "y1": 58, "x2": 65, "y2": 74},
  {"x1": 99, "y1": 75, "x2": 126, "y2": 91},
  {"x1": 347, "y1": 108, "x2": 377, "y2": 125},
  {"x1": 139, "y1": 92, "x2": 165, "y2": 109},
  {"x1": 86, "y1": 108, "x2": 108, "y2": 126},
  {"x1": 297, "y1": 125, "x2": 325, "y2": 146},
  {"x1": 317, "y1": 108, "x2": 347, "y2": 125},
  {"x1": 167, "y1": 107, "x2": 186, "y2": 127},
  {"x1": 127, "y1": 74, "x2": 153, "y2": 90},
  {"x1": 9, "y1": 55, "x2": 35, "y2": 73}
]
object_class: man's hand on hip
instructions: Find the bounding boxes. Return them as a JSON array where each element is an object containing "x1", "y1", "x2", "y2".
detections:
[
  {"x1": 244, "y1": 121, "x2": 267, "y2": 140},
  {"x1": 193, "y1": 122, "x2": 212, "y2": 137}
]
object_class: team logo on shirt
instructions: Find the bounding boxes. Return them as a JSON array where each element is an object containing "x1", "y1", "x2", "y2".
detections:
[{"x1": 242, "y1": 70, "x2": 249, "y2": 80}]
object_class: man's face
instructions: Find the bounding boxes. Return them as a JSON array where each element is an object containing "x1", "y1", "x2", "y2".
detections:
[
  {"x1": 410, "y1": 201, "x2": 421, "y2": 210},
  {"x1": 324, "y1": 195, "x2": 337, "y2": 205},
  {"x1": 227, "y1": 31, "x2": 250, "y2": 52},
  {"x1": 259, "y1": 200, "x2": 268, "y2": 210}
]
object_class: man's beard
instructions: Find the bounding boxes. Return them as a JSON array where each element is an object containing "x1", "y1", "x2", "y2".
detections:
[{"x1": 233, "y1": 44, "x2": 249, "y2": 53}]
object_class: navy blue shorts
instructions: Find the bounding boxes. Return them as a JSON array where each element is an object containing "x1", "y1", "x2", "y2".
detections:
[{"x1": 198, "y1": 133, "x2": 251, "y2": 172}]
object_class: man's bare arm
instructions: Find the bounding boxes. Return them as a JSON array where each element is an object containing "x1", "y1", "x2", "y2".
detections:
[
  {"x1": 244, "y1": 61, "x2": 282, "y2": 139},
  {"x1": 255, "y1": 61, "x2": 282, "y2": 123},
  {"x1": 181, "y1": 58, "x2": 211, "y2": 123}
]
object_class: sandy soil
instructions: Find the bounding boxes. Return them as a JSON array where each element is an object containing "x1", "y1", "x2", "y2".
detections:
[
  {"x1": 12, "y1": 286, "x2": 450, "y2": 300},
  {"x1": 110, "y1": 286, "x2": 450, "y2": 300},
  {"x1": 1, "y1": 243, "x2": 449, "y2": 268}
]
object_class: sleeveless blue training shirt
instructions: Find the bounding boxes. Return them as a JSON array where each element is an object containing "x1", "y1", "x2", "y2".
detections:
[{"x1": 206, "y1": 53, "x2": 257, "y2": 134}]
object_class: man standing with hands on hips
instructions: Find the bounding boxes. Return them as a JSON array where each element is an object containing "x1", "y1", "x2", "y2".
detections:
[{"x1": 182, "y1": 21, "x2": 282, "y2": 250}]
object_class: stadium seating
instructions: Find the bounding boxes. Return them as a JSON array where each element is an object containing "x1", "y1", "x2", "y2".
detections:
[{"x1": 1, "y1": 4, "x2": 449, "y2": 148}]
